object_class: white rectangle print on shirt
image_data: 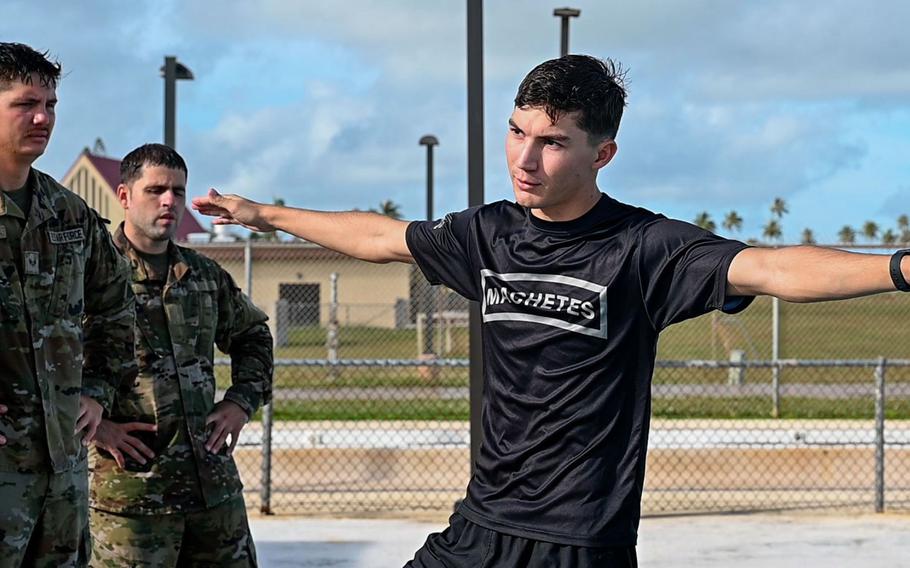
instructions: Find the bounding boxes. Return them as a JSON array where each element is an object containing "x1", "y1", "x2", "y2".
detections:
[{"x1": 480, "y1": 269, "x2": 608, "y2": 339}]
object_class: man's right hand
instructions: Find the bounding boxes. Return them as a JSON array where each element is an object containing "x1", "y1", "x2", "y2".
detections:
[
  {"x1": 0, "y1": 404, "x2": 6, "y2": 446},
  {"x1": 191, "y1": 188, "x2": 276, "y2": 233},
  {"x1": 93, "y1": 419, "x2": 157, "y2": 469}
]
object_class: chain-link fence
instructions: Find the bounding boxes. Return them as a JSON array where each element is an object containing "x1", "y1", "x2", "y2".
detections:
[{"x1": 194, "y1": 242, "x2": 910, "y2": 516}]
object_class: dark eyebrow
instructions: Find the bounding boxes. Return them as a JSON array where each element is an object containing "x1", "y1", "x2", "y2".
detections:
[
  {"x1": 508, "y1": 119, "x2": 571, "y2": 142},
  {"x1": 146, "y1": 184, "x2": 186, "y2": 191}
]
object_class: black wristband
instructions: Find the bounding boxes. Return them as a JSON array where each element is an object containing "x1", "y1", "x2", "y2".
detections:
[{"x1": 890, "y1": 249, "x2": 910, "y2": 292}]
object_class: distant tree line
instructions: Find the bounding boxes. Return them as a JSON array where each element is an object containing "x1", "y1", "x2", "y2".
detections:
[{"x1": 693, "y1": 197, "x2": 910, "y2": 246}]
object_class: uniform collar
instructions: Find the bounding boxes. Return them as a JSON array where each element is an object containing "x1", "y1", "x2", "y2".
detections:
[
  {"x1": 0, "y1": 169, "x2": 58, "y2": 226},
  {"x1": 114, "y1": 222, "x2": 191, "y2": 283}
]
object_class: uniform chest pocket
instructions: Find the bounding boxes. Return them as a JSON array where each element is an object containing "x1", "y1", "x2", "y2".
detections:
[
  {"x1": 167, "y1": 280, "x2": 218, "y2": 348},
  {"x1": 189, "y1": 279, "x2": 218, "y2": 325},
  {"x1": 50, "y1": 236, "x2": 86, "y2": 319}
]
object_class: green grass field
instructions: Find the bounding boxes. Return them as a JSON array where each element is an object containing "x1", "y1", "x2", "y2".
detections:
[{"x1": 263, "y1": 294, "x2": 910, "y2": 362}]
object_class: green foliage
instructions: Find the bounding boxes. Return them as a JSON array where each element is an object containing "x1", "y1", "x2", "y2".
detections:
[
  {"x1": 370, "y1": 199, "x2": 403, "y2": 219},
  {"x1": 862, "y1": 220, "x2": 879, "y2": 242},
  {"x1": 722, "y1": 210, "x2": 743, "y2": 233},
  {"x1": 770, "y1": 197, "x2": 788, "y2": 218},
  {"x1": 762, "y1": 219, "x2": 782, "y2": 242},
  {"x1": 694, "y1": 211, "x2": 716, "y2": 232},
  {"x1": 838, "y1": 225, "x2": 856, "y2": 245}
]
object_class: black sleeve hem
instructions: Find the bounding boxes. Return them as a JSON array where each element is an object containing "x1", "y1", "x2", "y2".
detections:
[
  {"x1": 405, "y1": 220, "x2": 442, "y2": 286},
  {"x1": 716, "y1": 245, "x2": 755, "y2": 315}
]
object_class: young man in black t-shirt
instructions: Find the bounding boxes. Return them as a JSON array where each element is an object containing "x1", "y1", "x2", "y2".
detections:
[{"x1": 193, "y1": 55, "x2": 910, "y2": 567}]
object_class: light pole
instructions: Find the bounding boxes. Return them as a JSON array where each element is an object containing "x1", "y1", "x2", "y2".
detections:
[
  {"x1": 419, "y1": 135, "x2": 439, "y2": 357},
  {"x1": 553, "y1": 7, "x2": 581, "y2": 56},
  {"x1": 419, "y1": 135, "x2": 438, "y2": 221},
  {"x1": 161, "y1": 56, "x2": 194, "y2": 149},
  {"x1": 467, "y1": 0, "x2": 484, "y2": 476}
]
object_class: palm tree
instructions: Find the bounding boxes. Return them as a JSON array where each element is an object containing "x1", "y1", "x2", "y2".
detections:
[
  {"x1": 897, "y1": 215, "x2": 910, "y2": 244},
  {"x1": 801, "y1": 228, "x2": 816, "y2": 245},
  {"x1": 838, "y1": 225, "x2": 856, "y2": 245},
  {"x1": 371, "y1": 199, "x2": 403, "y2": 220},
  {"x1": 722, "y1": 211, "x2": 743, "y2": 234},
  {"x1": 862, "y1": 221, "x2": 879, "y2": 242},
  {"x1": 770, "y1": 197, "x2": 788, "y2": 219},
  {"x1": 762, "y1": 220, "x2": 782, "y2": 242},
  {"x1": 693, "y1": 211, "x2": 716, "y2": 232},
  {"x1": 882, "y1": 229, "x2": 898, "y2": 245}
]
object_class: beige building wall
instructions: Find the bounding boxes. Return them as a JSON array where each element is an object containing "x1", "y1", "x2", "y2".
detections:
[
  {"x1": 191, "y1": 244, "x2": 412, "y2": 330},
  {"x1": 60, "y1": 154, "x2": 125, "y2": 227}
]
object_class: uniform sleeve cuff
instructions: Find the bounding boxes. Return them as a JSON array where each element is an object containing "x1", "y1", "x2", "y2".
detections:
[
  {"x1": 223, "y1": 391, "x2": 257, "y2": 418},
  {"x1": 81, "y1": 379, "x2": 115, "y2": 413}
]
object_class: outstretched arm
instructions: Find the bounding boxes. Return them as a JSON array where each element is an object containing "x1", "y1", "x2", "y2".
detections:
[
  {"x1": 727, "y1": 246, "x2": 906, "y2": 302},
  {"x1": 191, "y1": 189, "x2": 413, "y2": 264}
]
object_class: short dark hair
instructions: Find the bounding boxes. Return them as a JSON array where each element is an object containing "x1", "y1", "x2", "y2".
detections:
[
  {"x1": 0, "y1": 42, "x2": 62, "y2": 90},
  {"x1": 120, "y1": 144, "x2": 188, "y2": 186},
  {"x1": 514, "y1": 55, "x2": 628, "y2": 142}
]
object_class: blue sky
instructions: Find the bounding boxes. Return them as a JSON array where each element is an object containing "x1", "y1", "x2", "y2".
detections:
[{"x1": 4, "y1": 0, "x2": 910, "y2": 243}]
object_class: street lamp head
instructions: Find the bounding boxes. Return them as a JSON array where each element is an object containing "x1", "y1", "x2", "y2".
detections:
[
  {"x1": 159, "y1": 57, "x2": 194, "y2": 81},
  {"x1": 174, "y1": 62, "x2": 194, "y2": 80},
  {"x1": 553, "y1": 7, "x2": 581, "y2": 18},
  {"x1": 419, "y1": 135, "x2": 439, "y2": 147}
]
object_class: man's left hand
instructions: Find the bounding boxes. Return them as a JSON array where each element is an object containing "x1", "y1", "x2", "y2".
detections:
[
  {"x1": 76, "y1": 395, "x2": 104, "y2": 445},
  {"x1": 205, "y1": 400, "x2": 249, "y2": 454}
]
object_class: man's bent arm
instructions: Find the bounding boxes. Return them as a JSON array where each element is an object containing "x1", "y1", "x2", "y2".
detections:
[
  {"x1": 192, "y1": 190, "x2": 412, "y2": 264},
  {"x1": 727, "y1": 246, "x2": 904, "y2": 302},
  {"x1": 215, "y1": 268, "x2": 274, "y2": 418}
]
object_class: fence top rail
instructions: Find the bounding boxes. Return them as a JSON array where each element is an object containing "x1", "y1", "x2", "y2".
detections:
[
  {"x1": 656, "y1": 358, "x2": 910, "y2": 368},
  {"x1": 212, "y1": 358, "x2": 910, "y2": 368},
  {"x1": 216, "y1": 358, "x2": 472, "y2": 367}
]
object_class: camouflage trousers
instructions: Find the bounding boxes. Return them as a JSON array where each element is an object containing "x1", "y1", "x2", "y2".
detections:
[
  {"x1": 0, "y1": 464, "x2": 90, "y2": 568},
  {"x1": 89, "y1": 494, "x2": 257, "y2": 567}
]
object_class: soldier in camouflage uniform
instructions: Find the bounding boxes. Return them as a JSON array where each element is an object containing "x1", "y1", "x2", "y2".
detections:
[
  {"x1": 89, "y1": 144, "x2": 273, "y2": 567},
  {"x1": 0, "y1": 43, "x2": 135, "y2": 567}
]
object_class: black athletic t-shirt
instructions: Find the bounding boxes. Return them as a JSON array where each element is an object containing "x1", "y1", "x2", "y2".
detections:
[{"x1": 406, "y1": 194, "x2": 752, "y2": 548}]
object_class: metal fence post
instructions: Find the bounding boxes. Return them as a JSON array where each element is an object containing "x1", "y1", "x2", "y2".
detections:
[
  {"x1": 327, "y1": 273, "x2": 339, "y2": 380},
  {"x1": 771, "y1": 296, "x2": 781, "y2": 418},
  {"x1": 260, "y1": 400, "x2": 273, "y2": 515},
  {"x1": 874, "y1": 356, "x2": 886, "y2": 513},
  {"x1": 244, "y1": 238, "x2": 253, "y2": 296},
  {"x1": 248, "y1": 240, "x2": 274, "y2": 515}
]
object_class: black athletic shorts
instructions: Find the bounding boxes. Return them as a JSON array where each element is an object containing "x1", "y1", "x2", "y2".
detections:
[{"x1": 404, "y1": 513, "x2": 638, "y2": 568}]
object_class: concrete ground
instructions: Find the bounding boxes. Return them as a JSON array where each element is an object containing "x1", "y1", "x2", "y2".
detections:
[{"x1": 250, "y1": 512, "x2": 910, "y2": 567}]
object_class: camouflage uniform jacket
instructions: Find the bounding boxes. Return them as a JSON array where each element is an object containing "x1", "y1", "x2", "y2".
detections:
[
  {"x1": 0, "y1": 169, "x2": 134, "y2": 474},
  {"x1": 90, "y1": 225, "x2": 273, "y2": 514}
]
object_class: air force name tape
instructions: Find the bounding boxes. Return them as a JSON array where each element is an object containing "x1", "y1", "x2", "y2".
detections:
[
  {"x1": 48, "y1": 228, "x2": 85, "y2": 244},
  {"x1": 480, "y1": 269, "x2": 608, "y2": 339}
]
